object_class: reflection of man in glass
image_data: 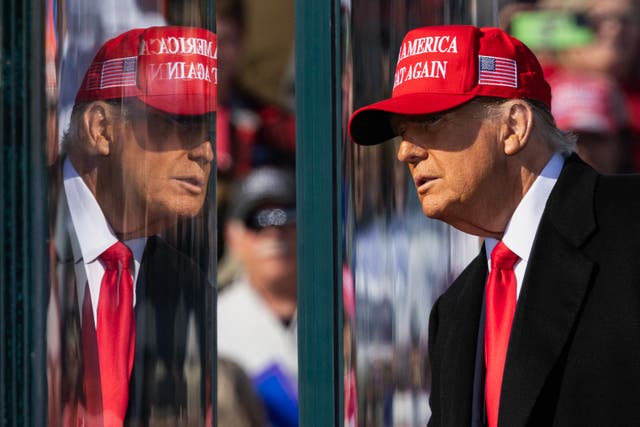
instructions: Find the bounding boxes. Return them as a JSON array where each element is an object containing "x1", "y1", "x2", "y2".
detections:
[
  {"x1": 350, "y1": 25, "x2": 640, "y2": 427},
  {"x1": 48, "y1": 26, "x2": 216, "y2": 427}
]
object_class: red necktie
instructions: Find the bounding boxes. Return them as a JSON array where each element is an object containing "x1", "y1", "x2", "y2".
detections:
[
  {"x1": 82, "y1": 284, "x2": 103, "y2": 425},
  {"x1": 484, "y1": 241, "x2": 519, "y2": 427},
  {"x1": 97, "y1": 241, "x2": 136, "y2": 427}
]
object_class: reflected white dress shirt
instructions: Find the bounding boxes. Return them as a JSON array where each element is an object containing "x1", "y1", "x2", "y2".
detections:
[
  {"x1": 485, "y1": 153, "x2": 565, "y2": 299},
  {"x1": 63, "y1": 158, "x2": 146, "y2": 324}
]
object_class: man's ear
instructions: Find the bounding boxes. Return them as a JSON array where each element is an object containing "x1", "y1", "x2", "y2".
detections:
[
  {"x1": 82, "y1": 102, "x2": 114, "y2": 157},
  {"x1": 501, "y1": 100, "x2": 533, "y2": 156}
]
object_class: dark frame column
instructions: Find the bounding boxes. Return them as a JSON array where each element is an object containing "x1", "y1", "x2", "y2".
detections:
[
  {"x1": 295, "y1": 0, "x2": 344, "y2": 425},
  {"x1": 1, "y1": 0, "x2": 48, "y2": 426}
]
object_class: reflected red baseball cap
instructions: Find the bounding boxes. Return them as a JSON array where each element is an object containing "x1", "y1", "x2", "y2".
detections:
[
  {"x1": 76, "y1": 26, "x2": 217, "y2": 115},
  {"x1": 349, "y1": 25, "x2": 551, "y2": 145}
]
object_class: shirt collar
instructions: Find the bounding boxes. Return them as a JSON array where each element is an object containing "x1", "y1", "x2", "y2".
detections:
[
  {"x1": 63, "y1": 158, "x2": 118, "y2": 263},
  {"x1": 486, "y1": 152, "x2": 565, "y2": 261},
  {"x1": 63, "y1": 158, "x2": 147, "y2": 264}
]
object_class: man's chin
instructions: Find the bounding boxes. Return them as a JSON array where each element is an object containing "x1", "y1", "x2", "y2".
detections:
[
  {"x1": 421, "y1": 202, "x2": 447, "y2": 222},
  {"x1": 169, "y1": 198, "x2": 207, "y2": 219},
  {"x1": 144, "y1": 203, "x2": 205, "y2": 232}
]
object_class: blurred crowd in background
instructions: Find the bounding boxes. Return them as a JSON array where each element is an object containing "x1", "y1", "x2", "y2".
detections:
[
  {"x1": 43, "y1": 0, "x2": 640, "y2": 425},
  {"x1": 215, "y1": 1, "x2": 299, "y2": 426},
  {"x1": 215, "y1": 2, "x2": 299, "y2": 423},
  {"x1": 501, "y1": 0, "x2": 640, "y2": 174}
]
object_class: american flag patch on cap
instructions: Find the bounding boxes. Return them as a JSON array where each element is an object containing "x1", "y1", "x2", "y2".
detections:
[
  {"x1": 478, "y1": 55, "x2": 517, "y2": 88},
  {"x1": 85, "y1": 56, "x2": 138, "y2": 90}
]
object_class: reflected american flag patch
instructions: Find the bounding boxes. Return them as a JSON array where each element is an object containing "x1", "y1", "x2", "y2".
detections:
[
  {"x1": 478, "y1": 55, "x2": 517, "y2": 88},
  {"x1": 85, "y1": 56, "x2": 137, "y2": 90}
]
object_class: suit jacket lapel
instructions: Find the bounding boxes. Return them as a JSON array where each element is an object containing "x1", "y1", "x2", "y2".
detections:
[
  {"x1": 499, "y1": 155, "x2": 598, "y2": 426},
  {"x1": 441, "y1": 251, "x2": 488, "y2": 425},
  {"x1": 51, "y1": 178, "x2": 89, "y2": 421}
]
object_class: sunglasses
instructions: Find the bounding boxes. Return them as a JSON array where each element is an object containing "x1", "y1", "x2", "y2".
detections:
[
  {"x1": 245, "y1": 207, "x2": 296, "y2": 231},
  {"x1": 117, "y1": 100, "x2": 215, "y2": 132}
]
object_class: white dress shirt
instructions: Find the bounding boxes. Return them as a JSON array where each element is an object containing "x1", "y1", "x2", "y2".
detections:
[
  {"x1": 217, "y1": 278, "x2": 298, "y2": 382},
  {"x1": 485, "y1": 153, "x2": 565, "y2": 299},
  {"x1": 63, "y1": 158, "x2": 146, "y2": 324}
]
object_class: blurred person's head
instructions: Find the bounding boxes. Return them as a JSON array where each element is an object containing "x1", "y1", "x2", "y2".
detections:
[
  {"x1": 585, "y1": 0, "x2": 640, "y2": 83},
  {"x1": 548, "y1": 0, "x2": 640, "y2": 84},
  {"x1": 550, "y1": 72, "x2": 627, "y2": 173},
  {"x1": 62, "y1": 26, "x2": 217, "y2": 240},
  {"x1": 226, "y1": 166, "x2": 297, "y2": 299},
  {"x1": 505, "y1": 5, "x2": 595, "y2": 79}
]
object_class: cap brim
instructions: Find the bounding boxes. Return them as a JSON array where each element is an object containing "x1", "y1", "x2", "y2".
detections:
[
  {"x1": 348, "y1": 92, "x2": 477, "y2": 145},
  {"x1": 139, "y1": 94, "x2": 216, "y2": 116}
]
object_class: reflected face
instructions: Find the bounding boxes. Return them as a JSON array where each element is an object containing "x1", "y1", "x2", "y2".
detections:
[
  {"x1": 392, "y1": 101, "x2": 506, "y2": 235},
  {"x1": 107, "y1": 102, "x2": 214, "y2": 232}
]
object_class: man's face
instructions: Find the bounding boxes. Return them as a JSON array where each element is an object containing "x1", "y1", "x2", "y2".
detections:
[
  {"x1": 106, "y1": 101, "x2": 214, "y2": 233},
  {"x1": 392, "y1": 100, "x2": 508, "y2": 236}
]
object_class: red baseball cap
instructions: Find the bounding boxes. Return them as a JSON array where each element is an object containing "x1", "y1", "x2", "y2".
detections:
[
  {"x1": 76, "y1": 26, "x2": 217, "y2": 115},
  {"x1": 349, "y1": 25, "x2": 551, "y2": 145},
  {"x1": 550, "y1": 72, "x2": 625, "y2": 135}
]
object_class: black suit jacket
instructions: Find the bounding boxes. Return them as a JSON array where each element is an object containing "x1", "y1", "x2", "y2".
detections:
[
  {"x1": 126, "y1": 235, "x2": 212, "y2": 425},
  {"x1": 48, "y1": 184, "x2": 212, "y2": 426},
  {"x1": 428, "y1": 155, "x2": 640, "y2": 426}
]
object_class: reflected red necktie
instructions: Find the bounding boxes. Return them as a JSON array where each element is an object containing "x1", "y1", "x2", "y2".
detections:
[
  {"x1": 484, "y1": 241, "x2": 519, "y2": 427},
  {"x1": 97, "y1": 242, "x2": 136, "y2": 427}
]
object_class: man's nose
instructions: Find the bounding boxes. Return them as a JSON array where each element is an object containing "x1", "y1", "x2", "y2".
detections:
[
  {"x1": 188, "y1": 140, "x2": 214, "y2": 164},
  {"x1": 397, "y1": 139, "x2": 427, "y2": 164}
]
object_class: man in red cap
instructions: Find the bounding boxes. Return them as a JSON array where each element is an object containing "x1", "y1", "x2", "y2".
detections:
[
  {"x1": 350, "y1": 25, "x2": 640, "y2": 426},
  {"x1": 48, "y1": 26, "x2": 216, "y2": 426}
]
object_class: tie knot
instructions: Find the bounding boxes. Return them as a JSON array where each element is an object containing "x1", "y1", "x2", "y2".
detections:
[
  {"x1": 99, "y1": 241, "x2": 132, "y2": 271},
  {"x1": 491, "y1": 241, "x2": 519, "y2": 270}
]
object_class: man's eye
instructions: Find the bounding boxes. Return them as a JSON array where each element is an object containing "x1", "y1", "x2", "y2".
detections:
[
  {"x1": 167, "y1": 113, "x2": 215, "y2": 129},
  {"x1": 394, "y1": 126, "x2": 407, "y2": 137},
  {"x1": 419, "y1": 115, "x2": 443, "y2": 126}
]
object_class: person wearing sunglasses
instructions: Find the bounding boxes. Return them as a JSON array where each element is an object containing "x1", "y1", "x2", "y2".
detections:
[{"x1": 218, "y1": 166, "x2": 298, "y2": 427}]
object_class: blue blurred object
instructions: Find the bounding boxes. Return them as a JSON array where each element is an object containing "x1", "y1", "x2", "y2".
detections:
[{"x1": 253, "y1": 364, "x2": 299, "y2": 427}]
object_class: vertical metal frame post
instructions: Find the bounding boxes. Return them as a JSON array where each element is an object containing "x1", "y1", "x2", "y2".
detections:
[
  {"x1": 295, "y1": 0, "x2": 343, "y2": 425},
  {"x1": 0, "y1": 0, "x2": 47, "y2": 425}
]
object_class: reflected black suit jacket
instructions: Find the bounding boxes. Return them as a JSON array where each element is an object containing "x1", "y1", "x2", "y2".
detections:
[
  {"x1": 127, "y1": 235, "x2": 211, "y2": 424},
  {"x1": 50, "y1": 189, "x2": 212, "y2": 426},
  {"x1": 427, "y1": 155, "x2": 640, "y2": 426}
]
